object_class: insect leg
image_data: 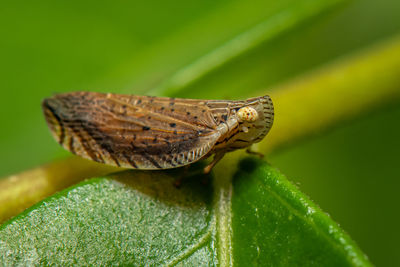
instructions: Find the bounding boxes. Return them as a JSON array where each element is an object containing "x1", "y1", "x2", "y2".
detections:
[
  {"x1": 173, "y1": 165, "x2": 191, "y2": 188},
  {"x1": 203, "y1": 152, "x2": 225, "y2": 174},
  {"x1": 246, "y1": 147, "x2": 264, "y2": 158}
]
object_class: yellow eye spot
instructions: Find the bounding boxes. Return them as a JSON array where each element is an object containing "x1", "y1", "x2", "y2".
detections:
[{"x1": 237, "y1": 107, "x2": 258, "y2": 122}]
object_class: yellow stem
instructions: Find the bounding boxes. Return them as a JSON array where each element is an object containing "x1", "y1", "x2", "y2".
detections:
[
  {"x1": 0, "y1": 157, "x2": 119, "y2": 222},
  {"x1": 262, "y1": 36, "x2": 400, "y2": 154}
]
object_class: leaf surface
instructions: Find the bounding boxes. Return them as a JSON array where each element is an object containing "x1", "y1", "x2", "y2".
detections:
[{"x1": 0, "y1": 159, "x2": 370, "y2": 266}]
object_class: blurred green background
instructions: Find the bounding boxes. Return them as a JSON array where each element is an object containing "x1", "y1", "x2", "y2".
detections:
[{"x1": 1, "y1": 0, "x2": 399, "y2": 265}]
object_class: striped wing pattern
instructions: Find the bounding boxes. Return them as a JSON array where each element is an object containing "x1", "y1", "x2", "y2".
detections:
[{"x1": 42, "y1": 92, "x2": 226, "y2": 169}]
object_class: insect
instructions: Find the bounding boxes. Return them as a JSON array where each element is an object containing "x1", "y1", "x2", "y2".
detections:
[{"x1": 42, "y1": 92, "x2": 274, "y2": 174}]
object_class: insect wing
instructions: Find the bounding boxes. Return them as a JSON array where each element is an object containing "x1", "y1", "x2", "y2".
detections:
[{"x1": 42, "y1": 92, "x2": 224, "y2": 169}]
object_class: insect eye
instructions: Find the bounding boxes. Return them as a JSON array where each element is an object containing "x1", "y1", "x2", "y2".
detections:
[{"x1": 237, "y1": 107, "x2": 258, "y2": 122}]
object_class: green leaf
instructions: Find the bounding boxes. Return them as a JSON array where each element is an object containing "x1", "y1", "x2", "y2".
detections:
[
  {"x1": 0, "y1": 159, "x2": 370, "y2": 266},
  {"x1": 232, "y1": 159, "x2": 370, "y2": 266},
  {"x1": 0, "y1": 171, "x2": 215, "y2": 265}
]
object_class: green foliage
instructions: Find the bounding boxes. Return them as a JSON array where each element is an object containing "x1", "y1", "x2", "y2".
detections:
[
  {"x1": 269, "y1": 102, "x2": 400, "y2": 267},
  {"x1": 0, "y1": 159, "x2": 370, "y2": 266},
  {"x1": 3, "y1": 0, "x2": 400, "y2": 176},
  {"x1": 0, "y1": 172, "x2": 214, "y2": 265},
  {"x1": 232, "y1": 159, "x2": 369, "y2": 266},
  {"x1": 1, "y1": 0, "x2": 400, "y2": 265}
]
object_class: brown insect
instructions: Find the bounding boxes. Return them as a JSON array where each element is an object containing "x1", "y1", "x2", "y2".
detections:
[{"x1": 42, "y1": 92, "x2": 274, "y2": 173}]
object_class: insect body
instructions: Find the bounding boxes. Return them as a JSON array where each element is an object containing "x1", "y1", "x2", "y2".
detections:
[{"x1": 42, "y1": 92, "x2": 274, "y2": 173}]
